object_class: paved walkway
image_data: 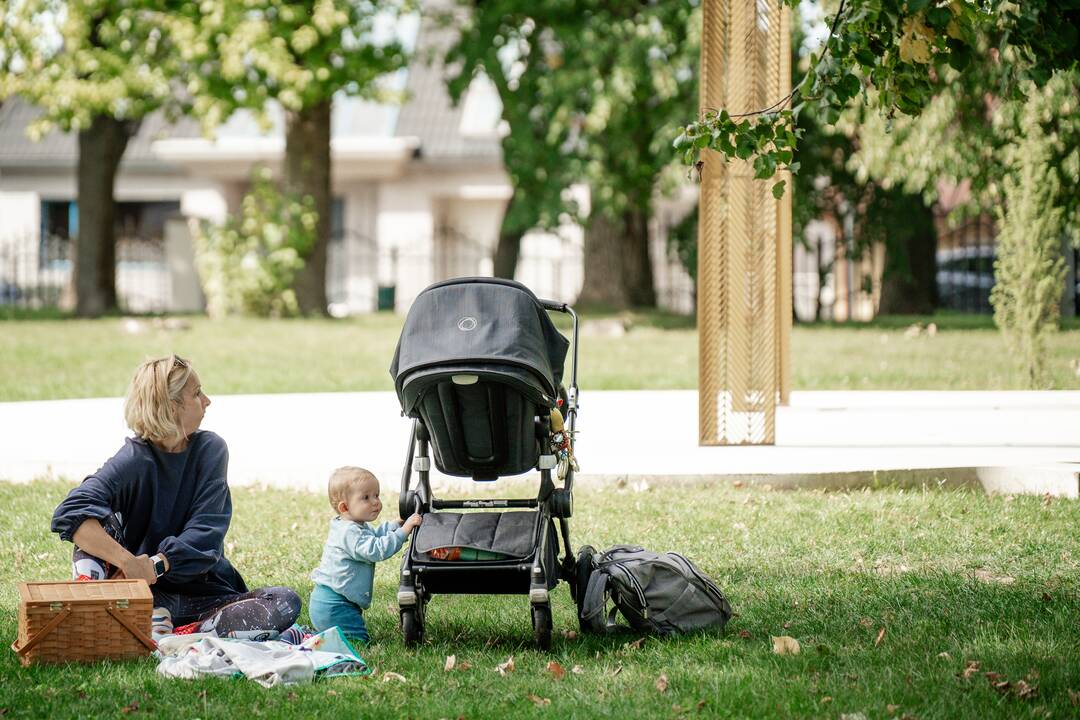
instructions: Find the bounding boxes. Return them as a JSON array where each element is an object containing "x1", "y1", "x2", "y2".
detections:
[{"x1": 2, "y1": 390, "x2": 1078, "y2": 495}]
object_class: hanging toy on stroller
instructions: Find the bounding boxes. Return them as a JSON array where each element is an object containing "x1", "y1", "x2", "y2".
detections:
[{"x1": 388, "y1": 277, "x2": 581, "y2": 649}]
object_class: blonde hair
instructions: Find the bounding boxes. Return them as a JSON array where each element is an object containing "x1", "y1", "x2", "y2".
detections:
[
  {"x1": 328, "y1": 466, "x2": 377, "y2": 511},
  {"x1": 123, "y1": 355, "x2": 194, "y2": 445}
]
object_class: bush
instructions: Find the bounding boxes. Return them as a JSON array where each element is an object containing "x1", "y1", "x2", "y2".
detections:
[{"x1": 193, "y1": 167, "x2": 317, "y2": 318}]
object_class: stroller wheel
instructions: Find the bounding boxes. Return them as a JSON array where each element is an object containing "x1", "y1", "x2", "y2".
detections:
[
  {"x1": 573, "y1": 545, "x2": 597, "y2": 618},
  {"x1": 531, "y1": 604, "x2": 552, "y2": 650},
  {"x1": 401, "y1": 608, "x2": 424, "y2": 647}
]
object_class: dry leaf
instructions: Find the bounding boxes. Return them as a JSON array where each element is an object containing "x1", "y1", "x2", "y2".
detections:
[
  {"x1": 1014, "y1": 679, "x2": 1037, "y2": 700},
  {"x1": 858, "y1": 617, "x2": 874, "y2": 628},
  {"x1": 287, "y1": 692, "x2": 298, "y2": 701},
  {"x1": 120, "y1": 702, "x2": 139, "y2": 714},
  {"x1": 561, "y1": 630, "x2": 578, "y2": 640},
  {"x1": 458, "y1": 660, "x2": 472, "y2": 671},
  {"x1": 625, "y1": 637, "x2": 646, "y2": 651},
  {"x1": 874, "y1": 627, "x2": 887, "y2": 647},
  {"x1": 820, "y1": 696, "x2": 832, "y2": 704},
  {"x1": 496, "y1": 656, "x2": 516, "y2": 676},
  {"x1": 960, "y1": 660, "x2": 981, "y2": 679},
  {"x1": 382, "y1": 671, "x2": 407, "y2": 683},
  {"x1": 571, "y1": 665, "x2": 584, "y2": 674},
  {"x1": 527, "y1": 694, "x2": 551, "y2": 707},
  {"x1": 771, "y1": 636, "x2": 801, "y2": 655},
  {"x1": 655, "y1": 673, "x2": 669, "y2": 692},
  {"x1": 546, "y1": 661, "x2": 566, "y2": 680},
  {"x1": 325, "y1": 690, "x2": 338, "y2": 697},
  {"x1": 886, "y1": 704, "x2": 900, "y2": 713},
  {"x1": 696, "y1": 700, "x2": 707, "y2": 710},
  {"x1": 444, "y1": 655, "x2": 456, "y2": 672},
  {"x1": 1067, "y1": 688, "x2": 1079, "y2": 706},
  {"x1": 937, "y1": 652, "x2": 951, "y2": 659},
  {"x1": 839, "y1": 714, "x2": 868, "y2": 720},
  {"x1": 782, "y1": 621, "x2": 791, "y2": 629},
  {"x1": 611, "y1": 665, "x2": 623, "y2": 676},
  {"x1": 732, "y1": 480, "x2": 744, "y2": 488},
  {"x1": 738, "y1": 629, "x2": 752, "y2": 639}
]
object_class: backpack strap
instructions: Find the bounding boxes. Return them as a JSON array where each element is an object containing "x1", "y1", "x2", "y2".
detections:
[{"x1": 580, "y1": 569, "x2": 619, "y2": 634}]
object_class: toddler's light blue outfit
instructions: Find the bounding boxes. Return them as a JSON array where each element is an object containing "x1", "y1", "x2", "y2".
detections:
[{"x1": 309, "y1": 516, "x2": 408, "y2": 643}]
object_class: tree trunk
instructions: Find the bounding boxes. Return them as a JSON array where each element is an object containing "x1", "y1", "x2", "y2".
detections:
[
  {"x1": 577, "y1": 212, "x2": 632, "y2": 309},
  {"x1": 878, "y1": 223, "x2": 938, "y2": 315},
  {"x1": 577, "y1": 208, "x2": 656, "y2": 309},
  {"x1": 75, "y1": 115, "x2": 136, "y2": 317},
  {"x1": 493, "y1": 190, "x2": 524, "y2": 279},
  {"x1": 285, "y1": 100, "x2": 332, "y2": 316}
]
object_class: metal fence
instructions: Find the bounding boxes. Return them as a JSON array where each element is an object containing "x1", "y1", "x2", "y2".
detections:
[
  {"x1": 4, "y1": 224, "x2": 696, "y2": 316},
  {"x1": 0, "y1": 233, "x2": 170, "y2": 314}
]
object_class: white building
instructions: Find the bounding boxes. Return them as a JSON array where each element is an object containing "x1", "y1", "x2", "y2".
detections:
[{"x1": 0, "y1": 20, "x2": 693, "y2": 315}]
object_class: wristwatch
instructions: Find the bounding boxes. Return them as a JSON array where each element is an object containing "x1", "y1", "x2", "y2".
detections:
[{"x1": 151, "y1": 554, "x2": 167, "y2": 578}]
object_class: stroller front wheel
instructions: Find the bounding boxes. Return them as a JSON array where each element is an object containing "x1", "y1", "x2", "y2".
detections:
[
  {"x1": 531, "y1": 604, "x2": 552, "y2": 650},
  {"x1": 401, "y1": 608, "x2": 424, "y2": 647}
]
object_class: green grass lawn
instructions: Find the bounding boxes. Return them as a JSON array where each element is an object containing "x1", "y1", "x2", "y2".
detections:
[
  {"x1": 2, "y1": 479, "x2": 1078, "y2": 718},
  {"x1": 1, "y1": 312, "x2": 1078, "y2": 401}
]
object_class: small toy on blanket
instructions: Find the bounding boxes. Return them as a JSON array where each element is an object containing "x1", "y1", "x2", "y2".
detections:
[{"x1": 429, "y1": 547, "x2": 509, "y2": 561}]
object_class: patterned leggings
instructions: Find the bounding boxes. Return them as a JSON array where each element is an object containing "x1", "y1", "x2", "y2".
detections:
[{"x1": 72, "y1": 517, "x2": 301, "y2": 634}]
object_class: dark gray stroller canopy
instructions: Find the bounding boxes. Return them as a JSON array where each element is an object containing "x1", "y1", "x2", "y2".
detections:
[{"x1": 390, "y1": 277, "x2": 570, "y2": 416}]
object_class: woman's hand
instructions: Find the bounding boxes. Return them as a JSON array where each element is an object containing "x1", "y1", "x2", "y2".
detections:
[{"x1": 119, "y1": 554, "x2": 158, "y2": 585}]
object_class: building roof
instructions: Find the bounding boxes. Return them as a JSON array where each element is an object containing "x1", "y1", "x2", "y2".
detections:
[
  {"x1": 394, "y1": 19, "x2": 503, "y2": 164},
  {"x1": 0, "y1": 99, "x2": 200, "y2": 170}
]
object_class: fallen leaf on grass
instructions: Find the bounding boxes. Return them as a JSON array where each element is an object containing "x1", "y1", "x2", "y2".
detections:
[
  {"x1": 974, "y1": 569, "x2": 1015, "y2": 585},
  {"x1": 858, "y1": 617, "x2": 874, "y2": 628},
  {"x1": 959, "y1": 660, "x2": 981, "y2": 679},
  {"x1": 655, "y1": 673, "x2": 669, "y2": 692},
  {"x1": 624, "y1": 637, "x2": 646, "y2": 651},
  {"x1": 738, "y1": 629, "x2": 752, "y2": 639},
  {"x1": 120, "y1": 702, "x2": 139, "y2": 714},
  {"x1": 496, "y1": 656, "x2": 516, "y2": 676},
  {"x1": 325, "y1": 690, "x2": 338, "y2": 697},
  {"x1": 696, "y1": 699, "x2": 707, "y2": 710},
  {"x1": 782, "y1": 621, "x2": 791, "y2": 629},
  {"x1": 382, "y1": 671, "x2": 407, "y2": 683},
  {"x1": 444, "y1": 655, "x2": 456, "y2": 672},
  {"x1": 820, "y1": 696, "x2": 832, "y2": 704},
  {"x1": 1068, "y1": 688, "x2": 1079, "y2": 706},
  {"x1": 874, "y1": 627, "x2": 887, "y2": 647},
  {"x1": 527, "y1": 694, "x2": 551, "y2": 707},
  {"x1": 287, "y1": 692, "x2": 299, "y2": 701},
  {"x1": 546, "y1": 661, "x2": 566, "y2": 680},
  {"x1": 771, "y1": 636, "x2": 801, "y2": 655},
  {"x1": 937, "y1": 652, "x2": 950, "y2": 659},
  {"x1": 458, "y1": 660, "x2": 472, "y2": 671},
  {"x1": 561, "y1": 630, "x2": 578, "y2": 640},
  {"x1": 886, "y1": 704, "x2": 899, "y2": 713},
  {"x1": 839, "y1": 713, "x2": 867, "y2": 720},
  {"x1": 1014, "y1": 679, "x2": 1037, "y2": 700},
  {"x1": 611, "y1": 665, "x2": 623, "y2": 677},
  {"x1": 732, "y1": 480, "x2": 744, "y2": 488}
]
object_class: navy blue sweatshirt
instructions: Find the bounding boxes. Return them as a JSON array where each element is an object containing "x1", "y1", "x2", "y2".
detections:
[{"x1": 51, "y1": 430, "x2": 247, "y2": 599}]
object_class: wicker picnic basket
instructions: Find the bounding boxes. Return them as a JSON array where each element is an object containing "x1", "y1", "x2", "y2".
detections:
[{"x1": 12, "y1": 580, "x2": 156, "y2": 666}]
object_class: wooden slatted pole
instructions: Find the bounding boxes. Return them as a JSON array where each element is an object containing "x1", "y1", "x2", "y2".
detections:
[{"x1": 699, "y1": 0, "x2": 791, "y2": 445}]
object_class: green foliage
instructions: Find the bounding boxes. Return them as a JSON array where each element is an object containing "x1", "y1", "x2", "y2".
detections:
[
  {"x1": 0, "y1": 0, "x2": 182, "y2": 134},
  {"x1": 193, "y1": 167, "x2": 317, "y2": 318},
  {"x1": 676, "y1": 1, "x2": 1080, "y2": 195},
  {"x1": 990, "y1": 121, "x2": 1068, "y2": 389},
  {"x1": 155, "y1": 0, "x2": 409, "y2": 127}
]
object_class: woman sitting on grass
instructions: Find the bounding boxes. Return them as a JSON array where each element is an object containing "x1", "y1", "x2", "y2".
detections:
[{"x1": 51, "y1": 355, "x2": 301, "y2": 639}]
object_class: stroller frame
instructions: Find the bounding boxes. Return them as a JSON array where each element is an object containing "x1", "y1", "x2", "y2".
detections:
[{"x1": 396, "y1": 297, "x2": 579, "y2": 649}]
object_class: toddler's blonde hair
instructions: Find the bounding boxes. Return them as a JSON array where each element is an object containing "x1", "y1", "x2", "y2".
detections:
[
  {"x1": 123, "y1": 355, "x2": 193, "y2": 445},
  {"x1": 328, "y1": 466, "x2": 377, "y2": 511}
]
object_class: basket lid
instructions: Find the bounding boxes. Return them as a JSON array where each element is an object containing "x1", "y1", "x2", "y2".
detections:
[{"x1": 18, "y1": 579, "x2": 153, "y2": 605}]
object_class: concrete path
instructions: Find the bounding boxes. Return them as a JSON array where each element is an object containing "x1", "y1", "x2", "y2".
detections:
[{"x1": 2, "y1": 390, "x2": 1078, "y2": 496}]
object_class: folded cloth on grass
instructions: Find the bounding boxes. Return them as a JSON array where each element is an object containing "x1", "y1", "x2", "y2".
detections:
[{"x1": 155, "y1": 627, "x2": 366, "y2": 687}]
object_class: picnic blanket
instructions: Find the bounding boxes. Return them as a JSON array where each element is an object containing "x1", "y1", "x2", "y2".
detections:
[{"x1": 155, "y1": 627, "x2": 366, "y2": 687}]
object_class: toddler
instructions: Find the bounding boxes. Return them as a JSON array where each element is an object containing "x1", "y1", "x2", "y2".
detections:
[{"x1": 309, "y1": 466, "x2": 421, "y2": 643}]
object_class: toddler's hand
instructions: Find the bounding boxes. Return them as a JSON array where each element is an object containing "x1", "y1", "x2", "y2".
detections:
[{"x1": 402, "y1": 513, "x2": 423, "y2": 534}]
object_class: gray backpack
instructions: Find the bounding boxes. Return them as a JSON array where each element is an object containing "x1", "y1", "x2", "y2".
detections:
[{"x1": 578, "y1": 545, "x2": 733, "y2": 636}]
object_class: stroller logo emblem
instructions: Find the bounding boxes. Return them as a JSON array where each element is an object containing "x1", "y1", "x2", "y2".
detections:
[{"x1": 457, "y1": 316, "x2": 478, "y2": 332}]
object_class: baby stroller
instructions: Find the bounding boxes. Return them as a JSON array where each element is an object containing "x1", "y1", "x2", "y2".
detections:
[{"x1": 389, "y1": 277, "x2": 580, "y2": 649}]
